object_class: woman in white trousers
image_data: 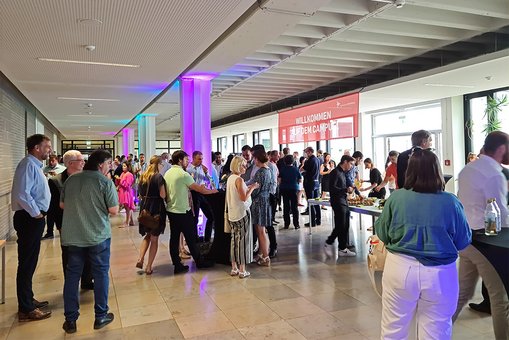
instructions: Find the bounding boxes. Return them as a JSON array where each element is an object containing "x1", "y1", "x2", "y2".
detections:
[{"x1": 375, "y1": 149, "x2": 471, "y2": 340}]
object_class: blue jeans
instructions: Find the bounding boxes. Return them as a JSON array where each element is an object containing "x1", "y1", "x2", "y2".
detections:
[{"x1": 64, "y1": 238, "x2": 111, "y2": 321}]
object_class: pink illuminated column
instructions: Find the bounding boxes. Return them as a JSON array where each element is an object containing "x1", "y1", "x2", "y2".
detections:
[
  {"x1": 179, "y1": 74, "x2": 215, "y2": 171},
  {"x1": 122, "y1": 128, "x2": 135, "y2": 157}
]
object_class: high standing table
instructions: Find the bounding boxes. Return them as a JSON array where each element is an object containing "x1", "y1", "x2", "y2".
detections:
[
  {"x1": 0, "y1": 240, "x2": 5, "y2": 304},
  {"x1": 307, "y1": 199, "x2": 382, "y2": 235},
  {"x1": 471, "y1": 229, "x2": 509, "y2": 296}
]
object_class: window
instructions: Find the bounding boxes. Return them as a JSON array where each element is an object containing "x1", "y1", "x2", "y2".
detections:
[
  {"x1": 217, "y1": 137, "x2": 227, "y2": 156},
  {"x1": 253, "y1": 129, "x2": 271, "y2": 150},
  {"x1": 233, "y1": 134, "x2": 246, "y2": 153}
]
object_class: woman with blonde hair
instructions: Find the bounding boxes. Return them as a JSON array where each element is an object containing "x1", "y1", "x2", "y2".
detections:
[
  {"x1": 136, "y1": 156, "x2": 167, "y2": 274},
  {"x1": 226, "y1": 156, "x2": 259, "y2": 278}
]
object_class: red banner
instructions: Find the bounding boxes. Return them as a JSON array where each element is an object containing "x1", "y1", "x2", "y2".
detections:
[{"x1": 278, "y1": 92, "x2": 359, "y2": 144}]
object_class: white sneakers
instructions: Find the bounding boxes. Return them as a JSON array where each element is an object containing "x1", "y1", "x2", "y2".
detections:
[
  {"x1": 338, "y1": 248, "x2": 357, "y2": 257},
  {"x1": 324, "y1": 243, "x2": 333, "y2": 257}
]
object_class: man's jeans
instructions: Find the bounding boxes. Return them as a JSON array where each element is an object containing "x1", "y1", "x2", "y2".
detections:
[{"x1": 64, "y1": 238, "x2": 111, "y2": 321}]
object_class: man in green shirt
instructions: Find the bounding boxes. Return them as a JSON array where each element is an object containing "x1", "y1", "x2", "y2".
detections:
[
  {"x1": 60, "y1": 150, "x2": 119, "y2": 334},
  {"x1": 164, "y1": 150, "x2": 217, "y2": 274}
]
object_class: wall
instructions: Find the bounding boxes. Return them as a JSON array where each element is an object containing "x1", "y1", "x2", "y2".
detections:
[{"x1": 0, "y1": 72, "x2": 64, "y2": 240}]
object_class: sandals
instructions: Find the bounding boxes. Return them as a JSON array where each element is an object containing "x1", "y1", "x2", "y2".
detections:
[
  {"x1": 145, "y1": 269, "x2": 153, "y2": 275},
  {"x1": 239, "y1": 271, "x2": 250, "y2": 279},
  {"x1": 257, "y1": 256, "x2": 271, "y2": 267},
  {"x1": 230, "y1": 269, "x2": 239, "y2": 276},
  {"x1": 136, "y1": 261, "x2": 143, "y2": 269}
]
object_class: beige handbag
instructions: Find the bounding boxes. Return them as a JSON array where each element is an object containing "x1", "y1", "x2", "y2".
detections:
[
  {"x1": 367, "y1": 235, "x2": 387, "y2": 298},
  {"x1": 224, "y1": 200, "x2": 231, "y2": 233}
]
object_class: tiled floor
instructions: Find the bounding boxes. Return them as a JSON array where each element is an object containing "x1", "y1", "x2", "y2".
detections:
[{"x1": 0, "y1": 208, "x2": 495, "y2": 339}]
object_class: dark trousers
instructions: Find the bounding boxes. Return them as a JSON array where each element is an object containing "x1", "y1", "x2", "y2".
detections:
[
  {"x1": 45, "y1": 215, "x2": 54, "y2": 236},
  {"x1": 480, "y1": 281, "x2": 491, "y2": 306},
  {"x1": 281, "y1": 189, "x2": 299, "y2": 227},
  {"x1": 269, "y1": 193, "x2": 277, "y2": 222},
  {"x1": 13, "y1": 210, "x2": 45, "y2": 313},
  {"x1": 191, "y1": 191, "x2": 214, "y2": 242},
  {"x1": 64, "y1": 239, "x2": 110, "y2": 321},
  {"x1": 167, "y1": 211, "x2": 201, "y2": 267},
  {"x1": 305, "y1": 184, "x2": 321, "y2": 225},
  {"x1": 326, "y1": 201, "x2": 350, "y2": 250},
  {"x1": 61, "y1": 245, "x2": 93, "y2": 286}
]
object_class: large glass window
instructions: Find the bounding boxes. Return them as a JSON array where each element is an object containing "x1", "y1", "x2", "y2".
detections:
[
  {"x1": 217, "y1": 137, "x2": 228, "y2": 156},
  {"x1": 233, "y1": 133, "x2": 246, "y2": 154},
  {"x1": 253, "y1": 129, "x2": 271, "y2": 150},
  {"x1": 329, "y1": 138, "x2": 355, "y2": 163}
]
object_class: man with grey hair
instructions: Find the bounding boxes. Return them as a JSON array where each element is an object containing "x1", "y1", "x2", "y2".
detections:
[
  {"x1": 160, "y1": 152, "x2": 171, "y2": 175},
  {"x1": 48, "y1": 150, "x2": 93, "y2": 289}
]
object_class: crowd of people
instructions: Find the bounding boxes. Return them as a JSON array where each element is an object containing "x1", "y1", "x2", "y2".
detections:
[{"x1": 10, "y1": 130, "x2": 509, "y2": 338}]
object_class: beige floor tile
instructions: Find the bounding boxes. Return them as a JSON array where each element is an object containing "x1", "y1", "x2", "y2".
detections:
[
  {"x1": 267, "y1": 297, "x2": 325, "y2": 319},
  {"x1": 250, "y1": 284, "x2": 299, "y2": 303},
  {"x1": 119, "y1": 302, "x2": 173, "y2": 328},
  {"x1": 331, "y1": 305, "x2": 382, "y2": 332},
  {"x1": 286, "y1": 312, "x2": 353, "y2": 339},
  {"x1": 223, "y1": 300, "x2": 281, "y2": 328},
  {"x1": 304, "y1": 290, "x2": 366, "y2": 312},
  {"x1": 166, "y1": 295, "x2": 220, "y2": 318},
  {"x1": 69, "y1": 328, "x2": 125, "y2": 340},
  {"x1": 113, "y1": 277, "x2": 157, "y2": 295},
  {"x1": 286, "y1": 279, "x2": 336, "y2": 297},
  {"x1": 174, "y1": 311, "x2": 235, "y2": 338},
  {"x1": 322, "y1": 331, "x2": 369, "y2": 340},
  {"x1": 238, "y1": 319, "x2": 306, "y2": 340},
  {"x1": 122, "y1": 319, "x2": 184, "y2": 339},
  {"x1": 115, "y1": 289, "x2": 164, "y2": 310},
  {"x1": 187, "y1": 329, "x2": 245, "y2": 340},
  {"x1": 208, "y1": 291, "x2": 262, "y2": 311},
  {"x1": 341, "y1": 287, "x2": 382, "y2": 306},
  {"x1": 6, "y1": 314, "x2": 66, "y2": 340}
]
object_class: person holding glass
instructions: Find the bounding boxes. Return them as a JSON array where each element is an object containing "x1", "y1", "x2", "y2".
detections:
[
  {"x1": 226, "y1": 156, "x2": 259, "y2": 278},
  {"x1": 375, "y1": 149, "x2": 471, "y2": 339}
]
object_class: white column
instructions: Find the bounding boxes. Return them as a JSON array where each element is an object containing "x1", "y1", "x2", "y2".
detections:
[
  {"x1": 441, "y1": 96, "x2": 465, "y2": 194},
  {"x1": 138, "y1": 115, "x2": 156, "y2": 158},
  {"x1": 115, "y1": 136, "x2": 123, "y2": 157},
  {"x1": 180, "y1": 75, "x2": 214, "y2": 171},
  {"x1": 122, "y1": 128, "x2": 135, "y2": 157}
]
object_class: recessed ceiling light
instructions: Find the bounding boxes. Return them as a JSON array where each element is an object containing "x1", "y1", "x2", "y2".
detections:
[
  {"x1": 424, "y1": 83, "x2": 475, "y2": 89},
  {"x1": 58, "y1": 97, "x2": 120, "y2": 102},
  {"x1": 37, "y1": 58, "x2": 140, "y2": 68},
  {"x1": 78, "y1": 18, "x2": 103, "y2": 26}
]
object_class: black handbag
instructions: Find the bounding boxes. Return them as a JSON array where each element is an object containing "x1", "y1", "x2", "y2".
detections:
[{"x1": 137, "y1": 180, "x2": 160, "y2": 230}]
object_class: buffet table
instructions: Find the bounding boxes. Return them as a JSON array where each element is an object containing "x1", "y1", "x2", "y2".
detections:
[{"x1": 307, "y1": 199, "x2": 382, "y2": 235}]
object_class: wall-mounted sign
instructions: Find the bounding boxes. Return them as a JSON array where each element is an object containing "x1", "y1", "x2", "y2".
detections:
[{"x1": 278, "y1": 92, "x2": 359, "y2": 144}]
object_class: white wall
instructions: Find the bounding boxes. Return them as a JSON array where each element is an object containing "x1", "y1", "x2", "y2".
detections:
[{"x1": 441, "y1": 96, "x2": 465, "y2": 193}]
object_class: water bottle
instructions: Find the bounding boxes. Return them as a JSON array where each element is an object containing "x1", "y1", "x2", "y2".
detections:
[
  {"x1": 492, "y1": 198, "x2": 502, "y2": 233},
  {"x1": 484, "y1": 198, "x2": 500, "y2": 236}
]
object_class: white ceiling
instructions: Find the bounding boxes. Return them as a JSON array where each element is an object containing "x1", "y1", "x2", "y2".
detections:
[
  {"x1": 152, "y1": 0, "x2": 509, "y2": 136},
  {"x1": 1, "y1": 0, "x2": 508, "y2": 140},
  {"x1": 0, "y1": 0, "x2": 255, "y2": 138}
]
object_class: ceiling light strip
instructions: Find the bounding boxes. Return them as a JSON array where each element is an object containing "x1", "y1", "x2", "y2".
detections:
[
  {"x1": 57, "y1": 97, "x2": 120, "y2": 102},
  {"x1": 37, "y1": 58, "x2": 140, "y2": 68}
]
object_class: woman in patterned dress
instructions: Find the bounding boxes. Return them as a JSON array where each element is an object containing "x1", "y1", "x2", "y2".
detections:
[{"x1": 250, "y1": 150, "x2": 272, "y2": 266}]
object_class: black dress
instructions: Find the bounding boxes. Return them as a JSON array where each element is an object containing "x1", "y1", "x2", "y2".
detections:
[
  {"x1": 368, "y1": 168, "x2": 386, "y2": 199},
  {"x1": 138, "y1": 174, "x2": 167, "y2": 236},
  {"x1": 321, "y1": 161, "x2": 334, "y2": 192}
]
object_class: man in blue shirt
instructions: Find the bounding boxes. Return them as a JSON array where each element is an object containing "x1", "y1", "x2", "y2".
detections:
[
  {"x1": 11, "y1": 134, "x2": 53, "y2": 321},
  {"x1": 302, "y1": 147, "x2": 321, "y2": 227},
  {"x1": 187, "y1": 151, "x2": 215, "y2": 242}
]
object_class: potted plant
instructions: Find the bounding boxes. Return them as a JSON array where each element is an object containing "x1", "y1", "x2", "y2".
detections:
[{"x1": 483, "y1": 95, "x2": 508, "y2": 134}]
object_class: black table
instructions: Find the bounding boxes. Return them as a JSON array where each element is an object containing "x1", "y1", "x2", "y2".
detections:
[
  {"x1": 472, "y1": 228, "x2": 509, "y2": 295},
  {"x1": 204, "y1": 191, "x2": 231, "y2": 265}
]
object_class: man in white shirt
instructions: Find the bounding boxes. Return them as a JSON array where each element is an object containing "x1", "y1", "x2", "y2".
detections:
[
  {"x1": 454, "y1": 131, "x2": 509, "y2": 340},
  {"x1": 160, "y1": 152, "x2": 171, "y2": 175},
  {"x1": 212, "y1": 152, "x2": 223, "y2": 178}
]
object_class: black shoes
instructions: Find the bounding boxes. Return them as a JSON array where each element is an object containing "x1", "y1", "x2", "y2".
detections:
[
  {"x1": 33, "y1": 299, "x2": 49, "y2": 309},
  {"x1": 295, "y1": 225, "x2": 300, "y2": 230},
  {"x1": 301, "y1": 211, "x2": 309, "y2": 215},
  {"x1": 272, "y1": 220, "x2": 279, "y2": 225},
  {"x1": 63, "y1": 320, "x2": 77, "y2": 334},
  {"x1": 81, "y1": 282, "x2": 94, "y2": 290},
  {"x1": 196, "y1": 260, "x2": 214, "y2": 269},
  {"x1": 269, "y1": 249, "x2": 278, "y2": 258},
  {"x1": 42, "y1": 233, "x2": 54, "y2": 239},
  {"x1": 469, "y1": 302, "x2": 491, "y2": 314},
  {"x1": 94, "y1": 313, "x2": 114, "y2": 330},
  {"x1": 304, "y1": 222, "x2": 319, "y2": 227},
  {"x1": 174, "y1": 264, "x2": 190, "y2": 274},
  {"x1": 283, "y1": 225, "x2": 289, "y2": 229}
]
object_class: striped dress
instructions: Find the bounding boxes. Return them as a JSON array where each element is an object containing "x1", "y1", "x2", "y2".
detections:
[{"x1": 226, "y1": 174, "x2": 253, "y2": 265}]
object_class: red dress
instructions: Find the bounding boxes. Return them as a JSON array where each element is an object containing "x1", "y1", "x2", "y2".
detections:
[{"x1": 118, "y1": 171, "x2": 135, "y2": 209}]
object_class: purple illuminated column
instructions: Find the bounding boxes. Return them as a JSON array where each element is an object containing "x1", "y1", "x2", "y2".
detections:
[
  {"x1": 179, "y1": 74, "x2": 215, "y2": 171},
  {"x1": 122, "y1": 128, "x2": 135, "y2": 157}
]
